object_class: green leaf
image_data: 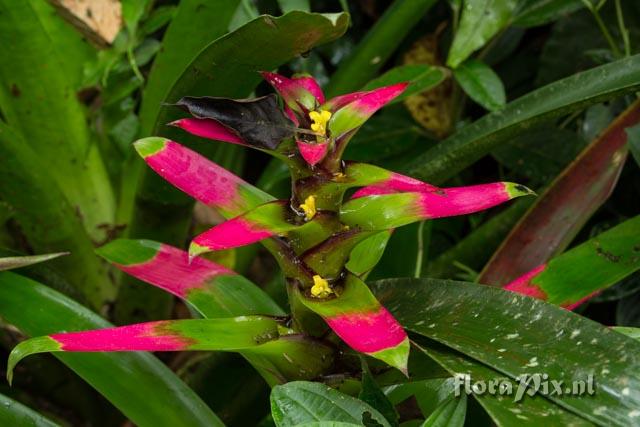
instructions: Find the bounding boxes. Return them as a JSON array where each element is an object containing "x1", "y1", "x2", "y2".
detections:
[
  {"x1": 327, "y1": 0, "x2": 438, "y2": 97},
  {"x1": 296, "y1": 423, "x2": 361, "y2": 427},
  {"x1": 593, "y1": 271, "x2": 640, "y2": 303},
  {"x1": 367, "y1": 222, "x2": 431, "y2": 282},
  {"x1": 371, "y1": 278, "x2": 640, "y2": 426},
  {"x1": 347, "y1": 231, "x2": 393, "y2": 278},
  {"x1": 513, "y1": 0, "x2": 585, "y2": 27},
  {"x1": 534, "y1": 10, "x2": 607, "y2": 87},
  {"x1": 421, "y1": 395, "x2": 466, "y2": 427},
  {"x1": 404, "y1": 55, "x2": 640, "y2": 184},
  {"x1": 97, "y1": 238, "x2": 284, "y2": 317},
  {"x1": 502, "y1": 215, "x2": 640, "y2": 307},
  {"x1": 139, "y1": 5, "x2": 176, "y2": 37},
  {"x1": 340, "y1": 183, "x2": 532, "y2": 231},
  {"x1": 0, "y1": 123, "x2": 113, "y2": 308},
  {"x1": 179, "y1": 352, "x2": 271, "y2": 426},
  {"x1": 245, "y1": 335, "x2": 335, "y2": 386},
  {"x1": 0, "y1": 248, "x2": 82, "y2": 302},
  {"x1": 362, "y1": 65, "x2": 448, "y2": 105},
  {"x1": 150, "y1": 11, "x2": 348, "y2": 136},
  {"x1": 0, "y1": 252, "x2": 68, "y2": 272},
  {"x1": 481, "y1": 101, "x2": 640, "y2": 286},
  {"x1": 359, "y1": 359, "x2": 399, "y2": 426},
  {"x1": 614, "y1": 327, "x2": 640, "y2": 341},
  {"x1": 626, "y1": 122, "x2": 640, "y2": 167},
  {"x1": 383, "y1": 378, "x2": 455, "y2": 417},
  {"x1": 447, "y1": 0, "x2": 518, "y2": 68},
  {"x1": 228, "y1": 0, "x2": 260, "y2": 32},
  {"x1": 270, "y1": 381, "x2": 391, "y2": 427},
  {"x1": 0, "y1": 393, "x2": 60, "y2": 427},
  {"x1": 0, "y1": 0, "x2": 114, "y2": 241},
  {"x1": 8, "y1": 316, "x2": 281, "y2": 383},
  {"x1": 139, "y1": 0, "x2": 241, "y2": 134},
  {"x1": 121, "y1": 0, "x2": 152, "y2": 31},
  {"x1": 414, "y1": 340, "x2": 592, "y2": 426},
  {"x1": 0, "y1": 272, "x2": 223, "y2": 427},
  {"x1": 96, "y1": 238, "x2": 334, "y2": 386},
  {"x1": 453, "y1": 59, "x2": 506, "y2": 111}
]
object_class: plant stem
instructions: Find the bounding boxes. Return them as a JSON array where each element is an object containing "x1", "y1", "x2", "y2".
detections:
[
  {"x1": 615, "y1": 0, "x2": 631, "y2": 57},
  {"x1": 559, "y1": 109, "x2": 583, "y2": 129},
  {"x1": 584, "y1": 0, "x2": 622, "y2": 58},
  {"x1": 414, "y1": 221, "x2": 431, "y2": 278},
  {"x1": 127, "y1": 44, "x2": 144, "y2": 82},
  {"x1": 451, "y1": 2, "x2": 460, "y2": 33}
]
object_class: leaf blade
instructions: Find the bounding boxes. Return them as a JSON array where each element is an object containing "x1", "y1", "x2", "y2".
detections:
[
  {"x1": 447, "y1": 0, "x2": 518, "y2": 68},
  {"x1": 0, "y1": 0, "x2": 114, "y2": 240},
  {"x1": 453, "y1": 59, "x2": 506, "y2": 111},
  {"x1": 8, "y1": 316, "x2": 280, "y2": 383},
  {"x1": 414, "y1": 340, "x2": 593, "y2": 426},
  {"x1": 97, "y1": 239, "x2": 284, "y2": 317},
  {"x1": 0, "y1": 272, "x2": 223, "y2": 427},
  {"x1": 0, "y1": 252, "x2": 68, "y2": 272},
  {"x1": 404, "y1": 55, "x2": 640, "y2": 184},
  {"x1": 362, "y1": 65, "x2": 448, "y2": 105},
  {"x1": 271, "y1": 381, "x2": 391, "y2": 427},
  {"x1": 298, "y1": 274, "x2": 409, "y2": 373},
  {"x1": 421, "y1": 395, "x2": 466, "y2": 427},
  {"x1": 372, "y1": 278, "x2": 640, "y2": 426},
  {"x1": 502, "y1": 215, "x2": 640, "y2": 308},
  {"x1": 481, "y1": 100, "x2": 640, "y2": 285},
  {"x1": 0, "y1": 393, "x2": 60, "y2": 427}
]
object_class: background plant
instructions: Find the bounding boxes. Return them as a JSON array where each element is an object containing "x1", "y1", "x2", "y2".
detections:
[{"x1": 0, "y1": 0, "x2": 639, "y2": 426}]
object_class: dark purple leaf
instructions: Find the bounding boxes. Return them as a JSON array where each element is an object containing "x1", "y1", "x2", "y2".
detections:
[{"x1": 175, "y1": 94, "x2": 294, "y2": 149}]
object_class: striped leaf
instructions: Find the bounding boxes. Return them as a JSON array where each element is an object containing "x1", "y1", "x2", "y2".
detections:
[
  {"x1": 97, "y1": 239, "x2": 284, "y2": 317},
  {"x1": 340, "y1": 183, "x2": 534, "y2": 231},
  {"x1": 8, "y1": 316, "x2": 280, "y2": 384},
  {"x1": 261, "y1": 71, "x2": 322, "y2": 115},
  {"x1": 0, "y1": 272, "x2": 223, "y2": 426},
  {"x1": 298, "y1": 274, "x2": 409, "y2": 373},
  {"x1": 480, "y1": 100, "x2": 640, "y2": 285},
  {"x1": 372, "y1": 278, "x2": 640, "y2": 426},
  {"x1": 134, "y1": 137, "x2": 273, "y2": 217},
  {"x1": 327, "y1": 83, "x2": 408, "y2": 139},
  {"x1": 189, "y1": 200, "x2": 316, "y2": 257},
  {"x1": 502, "y1": 215, "x2": 640, "y2": 309}
]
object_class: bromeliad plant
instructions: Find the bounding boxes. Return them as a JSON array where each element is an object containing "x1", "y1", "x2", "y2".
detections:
[{"x1": 7, "y1": 72, "x2": 534, "y2": 382}]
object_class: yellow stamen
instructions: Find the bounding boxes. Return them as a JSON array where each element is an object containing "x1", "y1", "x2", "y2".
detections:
[
  {"x1": 311, "y1": 275, "x2": 333, "y2": 298},
  {"x1": 299, "y1": 195, "x2": 316, "y2": 221},
  {"x1": 309, "y1": 109, "x2": 332, "y2": 136}
]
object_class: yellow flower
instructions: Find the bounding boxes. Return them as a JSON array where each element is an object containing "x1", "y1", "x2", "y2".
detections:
[
  {"x1": 299, "y1": 195, "x2": 316, "y2": 220},
  {"x1": 311, "y1": 275, "x2": 333, "y2": 298},
  {"x1": 309, "y1": 109, "x2": 332, "y2": 136}
]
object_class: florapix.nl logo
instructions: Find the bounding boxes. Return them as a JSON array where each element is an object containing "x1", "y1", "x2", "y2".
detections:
[{"x1": 453, "y1": 373, "x2": 596, "y2": 402}]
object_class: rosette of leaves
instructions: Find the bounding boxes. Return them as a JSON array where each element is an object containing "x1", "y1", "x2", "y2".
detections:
[{"x1": 8, "y1": 72, "x2": 534, "y2": 381}]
